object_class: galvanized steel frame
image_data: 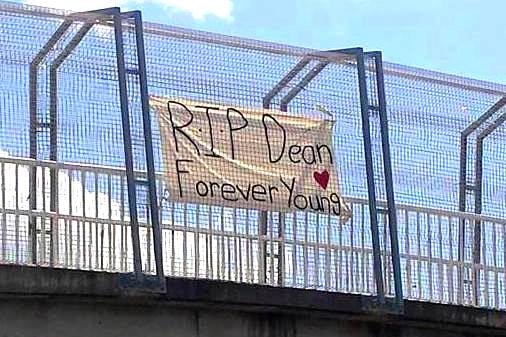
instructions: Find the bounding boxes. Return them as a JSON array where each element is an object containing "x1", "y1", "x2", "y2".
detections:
[
  {"x1": 28, "y1": 7, "x2": 164, "y2": 288},
  {"x1": 262, "y1": 47, "x2": 402, "y2": 311},
  {"x1": 458, "y1": 96, "x2": 506, "y2": 304}
]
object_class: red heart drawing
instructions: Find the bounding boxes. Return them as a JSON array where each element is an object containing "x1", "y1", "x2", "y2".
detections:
[{"x1": 313, "y1": 170, "x2": 329, "y2": 190}]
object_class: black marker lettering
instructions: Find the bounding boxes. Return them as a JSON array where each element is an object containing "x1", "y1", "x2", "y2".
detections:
[
  {"x1": 175, "y1": 159, "x2": 192, "y2": 198},
  {"x1": 317, "y1": 144, "x2": 333, "y2": 164},
  {"x1": 268, "y1": 185, "x2": 279, "y2": 203},
  {"x1": 221, "y1": 183, "x2": 238, "y2": 201},
  {"x1": 280, "y1": 176, "x2": 295, "y2": 208},
  {"x1": 236, "y1": 184, "x2": 251, "y2": 201},
  {"x1": 288, "y1": 145, "x2": 302, "y2": 163},
  {"x1": 251, "y1": 184, "x2": 267, "y2": 202},
  {"x1": 330, "y1": 193, "x2": 341, "y2": 215},
  {"x1": 293, "y1": 194, "x2": 308, "y2": 210},
  {"x1": 209, "y1": 181, "x2": 220, "y2": 197},
  {"x1": 196, "y1": 105, "x2": 221, "y2": 158},
  {"x1": 167, "y1": 101, "x2": 200, "y2": 155},
  {"x1": 227, "y1": 107, "x2": 248, "y2": 160},
  {"x1": 196, "y1": 181, "x2": 209, "y2": 197},
  {"x1": 319, "y1": 196, "x2": 331, "y2": 213},
  {"x1": 263, "y1": 114, "x2": 286, "y2": 163},
  {"x1": 302, "y1": 145, "x2": 316, "y2": 165},
  {"x1": 308, "y1": 195, "x2": 324, "y2": 212}
]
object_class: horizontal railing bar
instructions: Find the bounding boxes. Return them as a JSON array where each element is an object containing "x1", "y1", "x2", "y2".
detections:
[
  {"x1": 4, "y1": 206, "x2": 503, "y2": 275},
  {"x1": 1, "y1": 155, "x2": 505, "y2": 226}
]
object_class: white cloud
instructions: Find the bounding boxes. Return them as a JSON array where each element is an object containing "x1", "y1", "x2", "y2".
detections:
[
  {"x1": 23, "y1": 0, "x2": 126, "y2": 12},
  {"x1": 23, "y1": 0, "x2": 233, "y2": 21},
  {"x1": 135, "y1": 0, "x2": 233, "y2": 21}
]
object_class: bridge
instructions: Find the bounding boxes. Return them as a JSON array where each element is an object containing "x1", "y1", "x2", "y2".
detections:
[{"x1": 0, "y1": 1, "x2": 506, "y2": 336}]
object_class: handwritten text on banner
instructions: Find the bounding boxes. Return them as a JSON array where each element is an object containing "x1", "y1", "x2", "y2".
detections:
[{"x1": 151, "y1": 96, "x2": 351, "y2": 221}]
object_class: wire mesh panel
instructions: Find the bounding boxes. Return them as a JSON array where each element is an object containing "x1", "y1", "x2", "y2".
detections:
[{"x1": 382, "y1": 64, "x2": 506, "y2": 216}]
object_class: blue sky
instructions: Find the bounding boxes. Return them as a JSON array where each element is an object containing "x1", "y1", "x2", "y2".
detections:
[{"x1": 19, "y1": 0, "x2": 506, "y2": 84}]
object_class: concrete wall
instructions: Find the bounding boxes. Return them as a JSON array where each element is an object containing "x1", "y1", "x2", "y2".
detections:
[
  {"x1": 0, "y1": 266, "x2": 504, "y2": 337},
  {"x1": 0, "y1": 298, "x2": 479, "y2": 337}
]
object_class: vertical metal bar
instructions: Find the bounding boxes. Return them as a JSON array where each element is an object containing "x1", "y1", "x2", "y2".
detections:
[
  {"x1": 338, "y1": 208, "x2": 343, "y2": 290},
  {"x1": 0, "y1": 163, "x2": 5, "y2": 262},
  {"x1": 278, "y1": 213, "x2": 285, "y2": 286},
  {"x1": 15, "y1": 164, "x2": 20, "y2": 264},
  {"x1": 345, "y1": 217, "x2": 349, "y2": 292},
  {"x1": 458, "y1": 136, "x2": 468, "y2": 211},
  {"x1": 457, "y1": 135, "x2": 467, "y2": 305},
  {"x1": 293, "y1": 213, "x2": 298, "y2": 286},
  {"x1": 428, "y1": 215, "x2": 433, "y2": 301},
  {"x1": 118, "y1": 175, "x2": 125, "y2": 270},
  {"x1": 183, "y1": 204, "x2": 188, "y2": 277},
  {"x1": 220, "y1": 207, "x2": 225, "y2": 279},
  {"x1": 170, "y1": 203, "x2": 175, "y2": 276},
  {"x1": 416, "y1": 212, "x2": 422, "y2": 299},
  {"x1": 372, "y1": 52, "x2": 403, "y2": 307},
  {"x1": 108, "y1": 174, "x2": 112, "y2": 269},
  {"x1": 227, "y1": 212, "x2": 231, "y2": 281},
  {"x1": 46, "y1": 21, "x2": 93, "y2": 267},
  {"x1": 95, "y1": 173, "x2": 100, "y2": 269},
  {"x1": 81, "y1": 170, "x2": 86, "y2": 269},
  {"x1": 49, "y1": 67, "x2": 58, "y2": 267},
  {"x1": 473, "y1": 137, "x2": 484, "y2": 304},
  {"x1": 269, "y1": 213, "x2": 274, "y2": 285},
  {"x1": 350, "y1": 210, "x2": 355, "y2": 291},
  {"x1": 207, "y1": 206, "x2": 212, "y2": 278},
  {"x1": 303, "y1": 212, "x2": 308, "y2": 288},
  {"x1": 214, "y1": 207, "x2": 219, "y2": 278},
  {"x1": 51, "y1": 165, "x2": 59, "y2": 266},
  {"x1": 472, "y1": 113, "x2": 506, "y2": 304},
  {"x1": 382, "y1": 212, "x2": 389, "y2": 294},
  {"x1": 437, "y1": 215, "x2": 444, "y2": 302},
  {"x1": 493, "y1": 223, "x2": 498, "y2": 308},
  {"x1": 29, "y1": 72, "x2": 37, "y2": 265},
  {"x1": 41, "y1": 166, "x2": 46, "y2": 263},
  {"x1": 195, "y1": 206, "x2": 201, "y2": 278},
  {"x1": 29, "y1": 166, "x2": 37, "y2": 264},
  {"x1": 405, "y1": 210, "x2": 411, "y2": 299},
  {"x1": 29, "y1": 20, "x2": 72, "y2": 265},
  {"x1": 361, "y1": 205, "x2": 366, "y2": 292},
  {"x1": 315, "y1": 215, "x2": 320, "y2": 288},
  {"x1": 246, "y1": 210, "x2": 251, "y2": 282},
  {"x1": 132, "y1": 11, "x2": 165, "y2": 285},
  {"x1": 448, "y1": 217, "x2": 455, "y2": 304},
  {"x1": 363, "y1": 205, "x2": 370, "y2": 293},
  {"x1": 258, "y1": 211, "x2": 267, "y2": 283},
  {"x1": 237, "y1": 211, "x2": 242, "y2": 282},
  {"x1": 325, "y1": 215, "x2": 331, "y2": 290},
  {"x1": 334, "y1": 218, "x2": 339, "y2": 291},
  {"x1": 113, "y1": 11, "x2": 143, "y2": 279},
  {"x1": 457, "y1": 99, "x2": 506, "y2": 304},
  {"x1": 483, "y1": 223, "x2": 489, "y2": 307},
  {"x1": 354, "y1": 49, "x2": 385, "y2": 302},
  {"x1": 68, "y1": 169, "x2": 73, "y2": 267},
  {"x1": 258, "y1": 215, "x2": 267, "y2": 283}
]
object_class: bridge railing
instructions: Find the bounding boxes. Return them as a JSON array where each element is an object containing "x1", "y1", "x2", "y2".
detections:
[{"x1": 0, "y1": 155, "x2": 504, "y2": 310}]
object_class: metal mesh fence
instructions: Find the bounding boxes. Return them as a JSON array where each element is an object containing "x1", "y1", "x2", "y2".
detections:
[
  {"x1": 382, "y1": 63, "x2": 506, "y2": 216},
  {"x1": 1, "y1": 0, "x2": 506, "y2": 310},
  {"x1": 2, "y1": 1, "x2": 505, "y2": 215}
]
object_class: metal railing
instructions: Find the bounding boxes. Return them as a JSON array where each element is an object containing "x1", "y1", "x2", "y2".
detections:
[{"x1": 0, "y1": 155, "x2": 504, "y2": 310}]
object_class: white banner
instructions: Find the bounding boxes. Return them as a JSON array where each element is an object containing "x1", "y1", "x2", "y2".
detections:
[{"x1": 151, "y1": 96, "x2": 351, "y2": 221}]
